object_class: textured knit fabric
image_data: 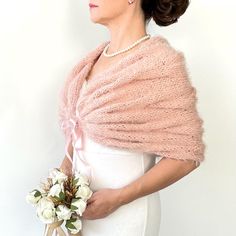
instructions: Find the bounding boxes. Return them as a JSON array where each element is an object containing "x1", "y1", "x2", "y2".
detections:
[{"x1": 58, "y1": 34, "x2": 206, "y2": 167}]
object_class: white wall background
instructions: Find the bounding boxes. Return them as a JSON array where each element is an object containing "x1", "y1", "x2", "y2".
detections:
[{"x1": 0, "y1": 0, "x2": 235, "y2": 235}]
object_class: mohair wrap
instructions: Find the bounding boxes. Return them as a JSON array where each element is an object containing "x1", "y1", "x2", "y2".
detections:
[{"x1": 58, "y1": 35, "x2": 206, "y2": 171}]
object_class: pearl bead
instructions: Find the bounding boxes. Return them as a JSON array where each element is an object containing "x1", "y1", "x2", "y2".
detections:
[{"x1": 102, "y1": 34, "x2": 151, "y2": 58}]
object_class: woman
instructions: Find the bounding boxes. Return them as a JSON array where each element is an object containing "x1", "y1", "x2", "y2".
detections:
[{"x1": 59, "y1": 0, "x2": 205, "y2": 235}]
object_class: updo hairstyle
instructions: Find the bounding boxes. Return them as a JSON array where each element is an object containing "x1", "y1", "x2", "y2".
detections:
[{"x1": 141, "y1": 0, "x2": 190, "y2": 26}]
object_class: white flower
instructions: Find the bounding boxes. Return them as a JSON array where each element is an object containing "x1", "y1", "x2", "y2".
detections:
[
  {"x1": 49, "y1": 168, "x2": 68, "y2": 185},
  {"x1": 40, "y1": 188, "x2": 48, "y2": 197},
  {"x1": 48, "y1": 183, "x2": 64, "y2": 198},
  {"x1": 71, "y1": 198, "x2": 87, "y2": 216},
  {"x1": 56, "y1": 205, "x2": 72, "y2": 220},
  {"x1": 66, "y1": 218, "x2": 82, "y2": 234},
  {"x1": 26, "y1": 189, "x2": 42, "y2": 205},
  {"x1": 75, "y1": 184, "x2": 93, "y2": 201},
  {"x1": 36, "y1": 197, "x2": 56, "y2": 223},
  {"x1": 73, "y1": 172, "x2": 90, "y2": 186}
]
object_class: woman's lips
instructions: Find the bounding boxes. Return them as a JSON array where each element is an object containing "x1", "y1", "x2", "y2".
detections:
[{"x1": 89, "y1": 3, "x2": 98, "y2": 8}]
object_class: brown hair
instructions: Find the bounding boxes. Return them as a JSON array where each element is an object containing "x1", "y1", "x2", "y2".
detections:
[{"x1": 141, "y1": 0, "x2": 190, "y2": 26}]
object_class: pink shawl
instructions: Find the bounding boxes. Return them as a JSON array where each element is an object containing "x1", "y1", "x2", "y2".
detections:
[{"x1": 58, "y1": 35, "x2": 206, "y2": 171}]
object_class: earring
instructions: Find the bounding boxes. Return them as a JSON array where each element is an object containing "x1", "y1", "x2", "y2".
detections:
[{"x1": 128, "y1": 0, "x2": 134, "y2": 4}]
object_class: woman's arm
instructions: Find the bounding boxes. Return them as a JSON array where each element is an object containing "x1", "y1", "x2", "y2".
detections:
[
  {"x1": 118, "y1": 157, "x2": 199, "y2": 205},
  {"x1": 59, "y1": 140, "x2": 74, "y2": 177}
]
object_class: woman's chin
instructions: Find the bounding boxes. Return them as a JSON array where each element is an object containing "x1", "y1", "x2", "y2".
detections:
[{"x1": 89, "y1": 15, "x2": 102, "y2": 24}]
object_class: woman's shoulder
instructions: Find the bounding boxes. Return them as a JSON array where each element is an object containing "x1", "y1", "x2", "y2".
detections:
[
  {"x1": 149, "y1": 34, "x2": 185, "y2": 62},
  {"x1": 136, "y1": 34, "x2": 186, "y2": 75}
]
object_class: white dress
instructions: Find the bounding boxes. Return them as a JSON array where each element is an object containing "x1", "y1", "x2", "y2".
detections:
[{"x1": 72, "y1": 80, "x2": 162, "y2": 236}]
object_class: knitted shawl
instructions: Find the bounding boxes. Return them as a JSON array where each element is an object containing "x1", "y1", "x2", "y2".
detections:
[{"x1": 58, "y1": 35, "x2": 206, "y2": 171}]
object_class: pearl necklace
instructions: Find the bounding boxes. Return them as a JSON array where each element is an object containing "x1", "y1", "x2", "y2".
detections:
[{"x1": 102, "y1": 34, "x2": 151, "y2": 57}]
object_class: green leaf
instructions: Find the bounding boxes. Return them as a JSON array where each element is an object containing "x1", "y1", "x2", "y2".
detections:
[
  {"x1": 65, "y1": 221, "x2": 76, "y2": 229},
  {"x1": 59, "y1": 191, "x2": 65, "y2": 200},
  {"x1": 71, "y1": 198, "x2": 78, "y2": 203},
  {"x1": 70, "y1": 218, "x2": 77, "y2": 222},
  {"x1": 73, "y1": 178, "x2": 79, "y2": 186},
  {"x1": 70, "y1": 205, "x2": 78, "y2": 211},
  {"x1": 34, "y1": 190, "x2": 41, "y2": 197}
]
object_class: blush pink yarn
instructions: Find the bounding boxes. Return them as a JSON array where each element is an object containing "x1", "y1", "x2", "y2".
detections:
[{"x1": 58, "y1": 35, "x2": 206, "y2": 168}]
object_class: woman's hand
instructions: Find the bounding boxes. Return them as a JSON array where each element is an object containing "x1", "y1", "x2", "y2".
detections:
[{"x1": 82, "y1": 188, "x2": 124, "y2": 220}]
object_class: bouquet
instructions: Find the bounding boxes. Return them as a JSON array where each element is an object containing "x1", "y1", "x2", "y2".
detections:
[{"x1": 26, "y1": 168, "x2": 93, "y2": 236}]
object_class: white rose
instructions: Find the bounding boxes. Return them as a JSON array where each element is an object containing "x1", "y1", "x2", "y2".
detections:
[
  {"x1": 73, "y1": 172, "x2": 90, "y2": 186},
  {"x1": 56, "y1": 205, "x2": 72, "y2": 220},
  {"x1": 75, "y1": 184, "x2": 93, "y2": 201},
  {"x1": 36, "y1": 197, "x2": 56, "y2": 224},
  {"x1": 49, "y1": 168, "x2": 68, "y2": 185},
  {"x1": 71, "y1": 198, "x2": 87, "y2": 216},
  {"x1": 66, "y1": 218, "x2": 82, "y2": 234},
  {"x1": 48, "y1": 183, "x2": 64, "y2": 198},
  {"x1": 26, "y1": 189, "x2": 42, "y2": 205}
]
